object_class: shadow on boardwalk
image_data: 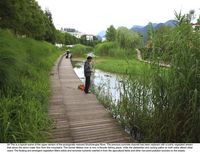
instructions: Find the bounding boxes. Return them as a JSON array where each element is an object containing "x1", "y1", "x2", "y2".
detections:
[{"x1": 48, "y1": 55, "x2": 134, "y2": 143}]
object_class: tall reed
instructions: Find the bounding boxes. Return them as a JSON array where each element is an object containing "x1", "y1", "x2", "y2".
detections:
[
  {"x1": 96, "y1": 20, "x2": 200, "y2": 143},
  {"x1": 122, "y1": 21, "x2": 199, "y2": 142}
]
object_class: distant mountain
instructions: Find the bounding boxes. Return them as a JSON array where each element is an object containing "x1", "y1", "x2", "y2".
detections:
[
  {"x1": 130, "y1": 20, "x2": 177, "y2": 43},
  {"x1": 164, "y1": 20, "x2": 177, "y2": 27},
  {"x1": 95, "y1": 35, "x2": 102, "y2": 41},
  {"x1": 131, "y1": 25, "x2": 148, "y2": 38},
  {"x1": 153, "y1": 20, "x2": 177, "y2": 29},
  {"x1": 97, "y1": 30, "x2": 106, "y2": 38},
  {"x1": 131, "y1": 25, "x2": 143, "y2": 29}
]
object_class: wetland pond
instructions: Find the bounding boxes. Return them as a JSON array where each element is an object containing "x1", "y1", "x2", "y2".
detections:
[{"x1": 71, "y1": 60, "x2": 124, "y2": 102}]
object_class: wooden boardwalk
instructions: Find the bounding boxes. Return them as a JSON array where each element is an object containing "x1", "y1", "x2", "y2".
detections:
[{"x1": 48, "y1": 55, "x2": 134, "y2": 143}]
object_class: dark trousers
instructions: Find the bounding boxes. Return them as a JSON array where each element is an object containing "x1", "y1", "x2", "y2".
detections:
[{"x1": 84, "y1": 76, "x2": 90, "y2": 93}]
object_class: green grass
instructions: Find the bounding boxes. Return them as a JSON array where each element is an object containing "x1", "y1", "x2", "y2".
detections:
[
  {"x1": 94, "y1": 56, "x2": 152, "y2": 77},
  {"x1": 70, "y1": 44, "x2": 93, "y2": 57},
  {"x1": 0, "y1": 29, "x2": 61, "y2": 142}
]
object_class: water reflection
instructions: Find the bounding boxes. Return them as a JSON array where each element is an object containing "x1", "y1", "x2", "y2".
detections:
[{"x1": 72, "y1": 60, "x2": 123, "y2": 102}]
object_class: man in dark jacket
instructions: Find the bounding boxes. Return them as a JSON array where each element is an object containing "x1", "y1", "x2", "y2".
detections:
[
  {"x1": 66, "y1": 50, "x2": 70, "y2": 58},
  {"x1": 84, "y1": 56, "x2": 93, "y2": 94}
]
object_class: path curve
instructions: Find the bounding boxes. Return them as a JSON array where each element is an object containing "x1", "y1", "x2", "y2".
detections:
[
  {"x1": 48, "y1": 55, "x2": 134, "y2": 143},
  {"x1": 136, "y1": 49, "x2": 170, "y2": 68}
]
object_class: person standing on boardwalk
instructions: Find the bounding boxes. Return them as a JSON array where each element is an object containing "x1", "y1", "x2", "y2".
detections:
[
  {"x1": 66, "y1": 50, "x2": 70, "y2": 58},
  {"x1": 84, "y1": 56, "x2": 93, "y2": 94}
]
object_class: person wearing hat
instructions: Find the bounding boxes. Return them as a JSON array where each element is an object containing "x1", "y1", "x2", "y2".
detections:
[
  {"x1": 66, "y1": 50, "x2": 70, "y2": 58},
  {"x1": 84, "y1": 56, "x2": 93, "y2": 94}
]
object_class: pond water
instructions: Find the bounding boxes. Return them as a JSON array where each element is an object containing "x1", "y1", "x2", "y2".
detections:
[{"x1": 72, "y1": 60, "x2": 124, "y2": 102}]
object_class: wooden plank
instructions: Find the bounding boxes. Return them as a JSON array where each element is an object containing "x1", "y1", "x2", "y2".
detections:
[{"x1": 48, "y1": 55, "x2": 133, "y2": 143}]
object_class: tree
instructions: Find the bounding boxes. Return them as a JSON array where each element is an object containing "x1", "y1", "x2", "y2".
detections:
[
  {"x1": 194, "y1": 15, "x2": 200, "y2": 32},
  {"x1": 64, "y1": 33, "x2": 79, "y2": 45},
  {"x1": 0, "y1": 0, "x2": 57, "y2": 43},
  {"x1": 0, "y1": 0, "x2": 22, "y2": 33},
  {"x1": 105, "y1": 25, "x2": 116, "y2": 41},
  {"x1": 116, "y1": 27, "x2": 141, "y2": 49},
  {"x1": 55, "y1": 30, "x2": 65, "y2": 45},
  {"x1": 23, "y1": 0, "x2": 47, "y2": 39},
  {"x1": 43, "y1": 9, "x2": 56, "y2": 43},
  {"x1": 92, "y1": 36, "x2": 101, "y2": 46}
]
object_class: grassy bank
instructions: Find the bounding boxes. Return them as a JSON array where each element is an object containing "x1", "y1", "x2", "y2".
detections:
[
  {"x1": 0, "y1": 29, "x2": 61, "y2": 142},
  {"x1": 94, "y1": 57, "x2": 152, "y2": 77}
]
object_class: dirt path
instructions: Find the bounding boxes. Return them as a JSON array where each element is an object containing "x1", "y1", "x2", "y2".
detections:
[{"x1": 136, "y1": 49, "x2": 170, "y2": 68}]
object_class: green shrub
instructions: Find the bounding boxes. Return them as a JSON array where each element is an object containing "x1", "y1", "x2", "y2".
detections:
[
  {"x1": 70, "y1": 44, "x2": 93, "y2": 57},
  {"x1": 95, "y1": 42, "x2": 117, "y2": 56},
  {"x1": 95, "y1": 41, "x2": 137, "y2": 58}
]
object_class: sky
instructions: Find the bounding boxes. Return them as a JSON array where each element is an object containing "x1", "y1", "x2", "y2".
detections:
[{"x1": 36, "y1": 0, "x2": 200, "y2": 35}]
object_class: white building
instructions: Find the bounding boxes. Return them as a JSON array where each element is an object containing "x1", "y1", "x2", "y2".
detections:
[
  {"x1": 85, "y1": 34, "x2": 94, "y2": 41},
  {"x1": 61, "y1": 28, "x2": 95, "y2": 40},
  {"x1": 61, "y1": 28, "x2": 83, "y2": 39},
  {"x1": 69, "y1": 31, "x2": 84, "y2": 39}
]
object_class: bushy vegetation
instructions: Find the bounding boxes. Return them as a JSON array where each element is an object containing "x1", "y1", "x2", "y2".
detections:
[
  {"x1": 0, "y1": 29, "x2": 61, "y2": 142},
  {"x1": 141, "y1": 25, "x2": 174, "y2": 63},
  {"x1": 55, "y1": 30, "x2": 80, "y2": 46},
  {"x1": 70, "y1": 44, "x2": 93, "y2": 57},
  {"x1": 95, "y1": 42, "x2": 123, "y2": 57},
  {"x1": 80, "y1": 35, "x2": 101, "y2": 47},
  {"x1": 142, "y1": 11, "x2": 200, "y2": 64},
  {"x1": 116, "y1": 27, "x2": 141, "y2": 49},
  {"x1": 95, "y1": 26, "x2": 141, "y2": 58}
]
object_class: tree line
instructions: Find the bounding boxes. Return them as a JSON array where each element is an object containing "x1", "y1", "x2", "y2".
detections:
[
  {"x1": 142, "y1": 11, "x2": 200, "y2": 63},
  {"x1": 106, "y1": 25, "x2": 141, "y2": 49},
  {"x1": 0, "y1": 0, "x2": 55, "y2": 43},
  {"x1": 0, "y1": 0, "x2": 100, "y2": 46},
  {"x1": 56, "y1": 31, "x2": 101, "y2": 47},
  {"x1": 94, "y1": 25, "x2": 141, "y2": 57}
]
